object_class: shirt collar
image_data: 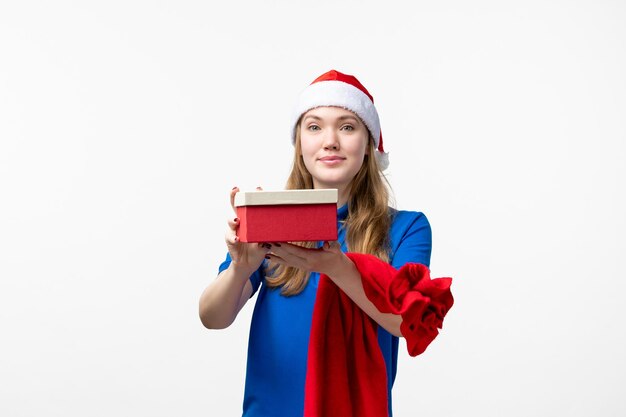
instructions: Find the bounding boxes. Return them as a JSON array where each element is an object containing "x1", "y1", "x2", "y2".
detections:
[{"x1": 337, "y1": 203, "x2": 349, "y2": 221}]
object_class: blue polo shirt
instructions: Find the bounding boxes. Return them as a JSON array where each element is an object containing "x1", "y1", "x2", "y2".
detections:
[{"x1": 218, "y1": 204, "x2": 432, "y2": 417}]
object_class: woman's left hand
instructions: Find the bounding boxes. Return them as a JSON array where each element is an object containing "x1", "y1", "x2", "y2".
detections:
[
  {"x1": 265, "y1": 241, "x2": 351, "y2": 278},
  {"x1": 269, "y1": 241, "x2": 404, "y2": 337}
]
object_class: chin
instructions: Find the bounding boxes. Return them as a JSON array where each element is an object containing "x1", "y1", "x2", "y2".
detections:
[{"x1": 313, "y1": 174, "x2": 353, "y2": 189}]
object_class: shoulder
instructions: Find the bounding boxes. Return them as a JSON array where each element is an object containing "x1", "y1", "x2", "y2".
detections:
[
  {"x1": 387, "y1": 208, "x2": 432, "y2": 268},
  {"x1": 388, "y1": 208, "x2": 431, "y2": 236}
]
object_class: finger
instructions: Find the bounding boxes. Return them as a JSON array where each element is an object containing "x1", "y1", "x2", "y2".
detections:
[
  {"x1": 230, "y1": 186, "x2": 239, "y2": 215},
  {"x1": 270, "y1": 242, "x2": 305, "y2": 256},
  {"x1": 321, "y1": 241, "x2": 341, "y2": 252},
  {"x1": 265, "y1": 253, "x2": 283, "y2": 264},
  {"x1": 225, "y1": 231, "x2": 239, "y2": 246},
  {"x1": 324, "y1": 241, "x2": 340, "y2": 251},
  {"x1": 269, "y1": 243, "x2": 308, "y2": 264},
  {"x1": 227, "y1": 216, "x2": 239, "y2": 231}
]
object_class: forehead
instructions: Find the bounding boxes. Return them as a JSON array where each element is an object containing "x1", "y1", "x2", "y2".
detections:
[{"x1": 302, "y1": 106, "x2": 362, "y2": 121}]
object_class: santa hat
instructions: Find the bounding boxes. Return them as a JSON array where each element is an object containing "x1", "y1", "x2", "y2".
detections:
[{"x1": 291, "y1": 69, "x2": 389, "y2": 170}]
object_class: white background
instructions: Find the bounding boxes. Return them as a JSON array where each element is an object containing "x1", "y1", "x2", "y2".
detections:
[{"x1": 1, "y1": 1, "x2": 625, "y2": 416}]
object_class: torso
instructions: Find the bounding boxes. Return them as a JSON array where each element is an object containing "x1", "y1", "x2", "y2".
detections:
[{"x1": 219, "y1": 205, "x2": 432, "y2": 417}]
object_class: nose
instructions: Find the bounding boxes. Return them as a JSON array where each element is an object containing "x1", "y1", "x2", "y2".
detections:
[{"x1": 322, "y1": 129, "x2": 340, "y2": 151}]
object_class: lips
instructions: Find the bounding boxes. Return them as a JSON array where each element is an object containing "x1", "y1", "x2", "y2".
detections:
[{"x1": 318, "y1": 156, "x2": 346, "y2": 161}]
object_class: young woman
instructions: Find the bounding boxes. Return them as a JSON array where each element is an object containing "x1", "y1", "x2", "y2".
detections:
[{"x1": 199, "y1": 70, "x2": 452, "y2": 417}]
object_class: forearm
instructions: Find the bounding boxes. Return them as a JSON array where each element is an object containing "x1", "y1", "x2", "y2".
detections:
[
  {"x1": 326, "y1": 257, "x2": 403, "y2": 337},
  {"x1": 199, "y1": 264, "x2": 252, "y2": 329}
]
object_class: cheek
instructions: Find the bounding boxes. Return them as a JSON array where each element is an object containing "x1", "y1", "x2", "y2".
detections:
[
  {"x1": 300, "y1": 143, "x2": 313, "y2": 159},
  {"x1": 298, "y1": 143, "x2": 316, "y2": 172},
  {"x1": 299, "y1": 136, "x2": 318, "y2": 158},
  {"x1": 347, "y1": 138, "x2": 369, "y2": 158}
]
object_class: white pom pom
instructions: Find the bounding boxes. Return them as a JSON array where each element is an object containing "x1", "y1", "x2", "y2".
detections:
[{"x1": 375, "y1": 151, "x2": 389, "y2": 171}]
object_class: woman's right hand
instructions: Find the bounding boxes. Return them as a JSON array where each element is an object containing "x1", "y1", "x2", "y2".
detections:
[{"x1": 226, "y1": 186, "x2": 271, "y2": 274}]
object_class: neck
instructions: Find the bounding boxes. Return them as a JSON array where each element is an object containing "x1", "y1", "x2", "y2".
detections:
[
  {"x1": 336, "y1": 187, "x2": 349, "y2": 208},
  {"x1": 312, "y1": 181, "x2": 349, "y2": 208}
]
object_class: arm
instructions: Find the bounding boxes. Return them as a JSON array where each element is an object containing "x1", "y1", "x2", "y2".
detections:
[
  {"x1": 198, "y1": 187, "x2": 270, "y2": 329},
  {"x1": 265, "y1": 212, "x2": 432, "y2": 337},
  {"x1": 325, "y1": 254, "x2": 403, "y2": 336},
  {"x1": 199, "y1": 264, "x2": 255, "y2": 329},
  {"x1": 265, "y1": 241, "x2": 403, "y2": 335}
]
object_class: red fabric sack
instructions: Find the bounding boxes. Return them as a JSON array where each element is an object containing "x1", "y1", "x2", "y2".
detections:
[{"x1": 304, "y1": 253, "x2": 454, "y2": 417}]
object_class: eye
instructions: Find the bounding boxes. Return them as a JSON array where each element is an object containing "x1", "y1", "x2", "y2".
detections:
[
  {"x1": 341, "y1": 124, "x2": 354, "y2": 131},
  {"x1": 307, "y1": 124, "x2": 320, "y2": 131}
]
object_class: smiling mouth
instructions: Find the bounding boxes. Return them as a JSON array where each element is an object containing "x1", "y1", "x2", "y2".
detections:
[
  {"x1": 318, "y1": 156, "x2": 346, "y2": 161},
  {"x1": 318, "y1": 157, "x2": 345, "y2": 167}
]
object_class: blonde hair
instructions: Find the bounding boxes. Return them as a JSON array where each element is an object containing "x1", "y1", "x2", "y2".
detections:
[{"x1": 265, "y1": 121, "x2": 392, "y2": 296}]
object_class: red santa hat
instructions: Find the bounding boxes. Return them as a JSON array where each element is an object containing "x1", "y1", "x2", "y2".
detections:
[{"x1": 291, "y1": 69, "x2": 389, "y2": 170}]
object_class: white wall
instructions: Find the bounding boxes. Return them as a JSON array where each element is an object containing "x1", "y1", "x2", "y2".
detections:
[{"x1": 1, "y1": 1, "x2": 624, "y2": 416}]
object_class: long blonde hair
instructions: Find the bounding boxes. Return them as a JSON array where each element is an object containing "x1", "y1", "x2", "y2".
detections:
[{"x1": 265, "y1": 121, "x2": 392, "y2": 296}]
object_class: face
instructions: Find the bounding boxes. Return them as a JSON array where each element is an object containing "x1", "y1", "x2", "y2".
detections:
[{"x1": 299, "y1": 106, "x2": 370, "y2": 192}]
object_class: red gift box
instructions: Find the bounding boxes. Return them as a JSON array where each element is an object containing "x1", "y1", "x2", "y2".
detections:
[{"x1": 234, "y1": 189, "x2": 338, "y2": 243}]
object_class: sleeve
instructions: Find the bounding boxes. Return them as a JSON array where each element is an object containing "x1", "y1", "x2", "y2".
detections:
[
  {"x1": 389, "y1": 211, "x2": 432, "y2": 270},
  {"x1": 218, "y1": 253, "x2": 264, "y2": 297}
]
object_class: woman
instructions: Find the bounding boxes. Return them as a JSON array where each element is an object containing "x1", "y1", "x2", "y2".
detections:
[{"x1": 199, "y1": 70, "x2": 452, "y2": 417}]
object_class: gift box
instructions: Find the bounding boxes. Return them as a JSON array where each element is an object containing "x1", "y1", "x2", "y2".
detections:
[{"x1": 234, "y1": 189, "x2": 338, "y2": 243}]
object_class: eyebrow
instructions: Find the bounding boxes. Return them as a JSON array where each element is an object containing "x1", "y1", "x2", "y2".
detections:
[{"x1": 302, "y1": 114, "x2": 360, "y2": 122}]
